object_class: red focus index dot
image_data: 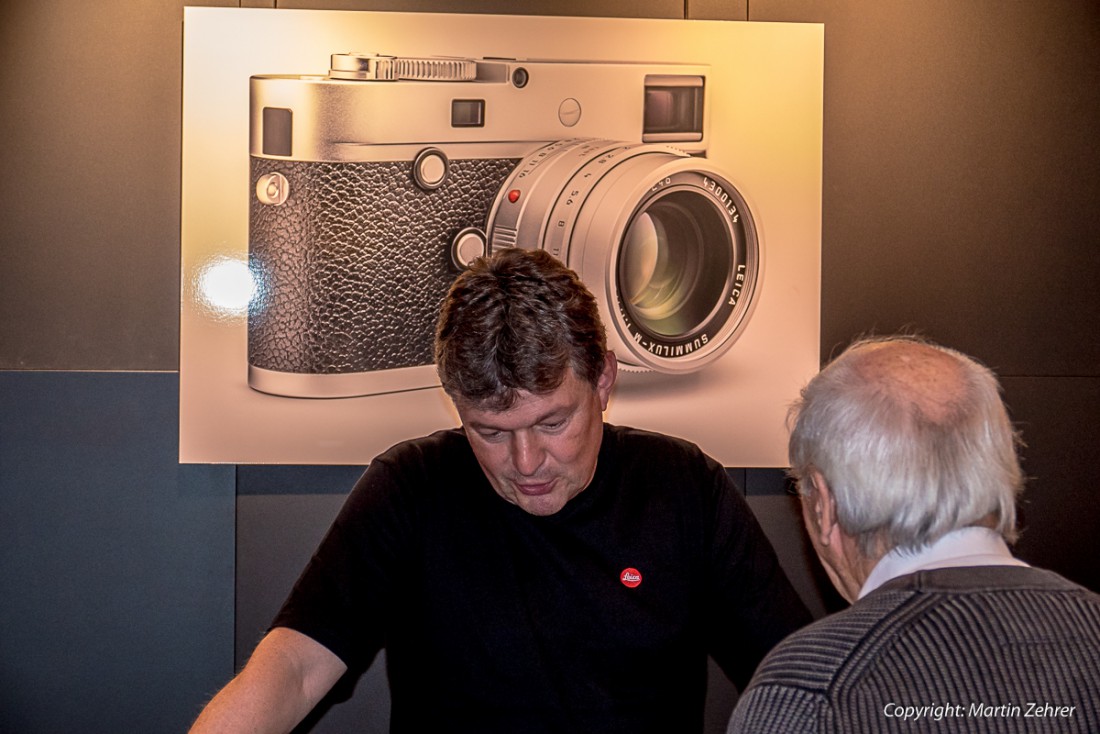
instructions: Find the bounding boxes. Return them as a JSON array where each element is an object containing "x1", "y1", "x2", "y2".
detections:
[
  {"x1": 508, "y1": 189, "x2": 521, "y2": 203},
  {"x1": 620, "y1": 567, "x2": 642, "y2": 588}
]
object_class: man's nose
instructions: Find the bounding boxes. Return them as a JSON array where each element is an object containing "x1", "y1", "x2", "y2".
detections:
[{"x1": 511, "y1": 431, "x2": 544, "y2": 476}]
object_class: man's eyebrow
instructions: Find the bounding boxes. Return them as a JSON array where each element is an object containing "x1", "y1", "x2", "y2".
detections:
[
  {"x1": 467, "y1": 406, "x2": 571, "y2": 432},
  {"x1": 465, "y1": 418, "x2": 503, "y2": 432}
]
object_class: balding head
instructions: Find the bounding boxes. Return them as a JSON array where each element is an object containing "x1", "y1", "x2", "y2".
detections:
[
  {"x1": 788, "y1": 337, "x2": 1023, "y2": 557},
  {"x1": 850, "y1": 340, "x2": 969, "y2": 423}
]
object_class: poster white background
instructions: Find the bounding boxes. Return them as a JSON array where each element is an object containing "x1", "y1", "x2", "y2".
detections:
[{"x1": 180, "y1": 8, "x2": 822, "y2": 466}]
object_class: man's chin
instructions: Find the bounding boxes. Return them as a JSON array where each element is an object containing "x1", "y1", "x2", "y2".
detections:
[
  {"x1": 514, "y1": 494, "x2": 568, "y2": 517},
  {"x1": 511, "y1": 483, "x2": 574, "y2": 516}
]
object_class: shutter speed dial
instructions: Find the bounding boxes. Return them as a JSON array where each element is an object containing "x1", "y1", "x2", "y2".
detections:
[{"x1": 329, "y1": 53, "x2": 477, "y2": 81}]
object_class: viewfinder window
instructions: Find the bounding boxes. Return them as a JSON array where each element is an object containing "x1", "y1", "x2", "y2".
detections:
[
  {"x1": 643, "y1": 76, "x2": 704, "y2": 142},
  {"x1": 452, "y1": 99, "x2": 486, "y2": 128}
]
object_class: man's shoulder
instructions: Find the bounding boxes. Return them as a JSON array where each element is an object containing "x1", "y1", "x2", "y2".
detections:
[
  {"x1": 343, "y1": 428, "x2": 481, "y2": 515},
  {"x1": 601, "y1": 425, "x2": 737, "y2": 507},
  {"x1": 751, "y1": 567, "x2": 1100, "y2": 694},
  {"x1": 359, "y1": 428, "x2": 475, "y2": 491},
  {"x1": 605, "y1": 423, "x2": 712, "y2": 463},
  {"x1": 374, "y1": 427, "x2": 469, "y2": 464},
  {"x1": 746, "y1": 588, "x2": 914, "y2": 692}
]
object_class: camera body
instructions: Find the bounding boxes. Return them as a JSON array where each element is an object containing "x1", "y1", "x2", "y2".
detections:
[{"x1": 248, "y1": 53, "x2": 759, "y2": 398}]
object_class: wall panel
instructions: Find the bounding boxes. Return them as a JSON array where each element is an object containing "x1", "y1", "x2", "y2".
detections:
[
  {"x1": 1, "y1": 0, "x2": 190, "y2": 370},
  {"x1": 1003, "y1": 375, "x2": 1100, "y2": 593},
  {"x1": 752, "y1": 0, "x2": 1100, "y2": 375},
  {"x1": 686, "y1": 0, "x2": 747, "y2": 21},
  {"x1": 275, "y1": 0, "x2": 685, "y2": 18},
  {"x1": 0, "y1": 371, "x2": 235, "y2": 733}
]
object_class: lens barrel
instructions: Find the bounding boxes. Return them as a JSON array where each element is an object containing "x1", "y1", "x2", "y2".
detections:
[{"x1": 486, "y1": 139, "x2": 759, "y2": 373}]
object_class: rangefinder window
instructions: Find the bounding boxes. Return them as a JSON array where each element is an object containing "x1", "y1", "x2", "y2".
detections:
[
  {"x1": 452, "y1": 99, "x2": 485, "y2": 128},
  {"x1": 642, "y1": 75, "x2": 704, "y2": 142}
]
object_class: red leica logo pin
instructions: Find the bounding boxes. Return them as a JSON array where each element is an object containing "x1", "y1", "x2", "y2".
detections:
[{"x1": 620, "y1": 567, "x2": 642, "y2": 588}]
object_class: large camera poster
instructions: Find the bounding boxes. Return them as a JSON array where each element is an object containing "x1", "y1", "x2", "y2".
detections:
[{"x1": 180, "y1": 8, "x2": 823, "y2": 466}]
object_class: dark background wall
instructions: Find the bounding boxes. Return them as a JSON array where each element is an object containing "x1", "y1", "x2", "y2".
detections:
[{"x1": 2, "y1": 1, "x2": 1097, "y2": 732}]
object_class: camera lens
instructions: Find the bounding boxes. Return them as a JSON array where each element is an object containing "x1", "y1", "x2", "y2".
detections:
[
  {"x1": 620, "y1": 191, "x2": 732, "y2": 340},
  {"x1": 485, "y1": 139, "x2": 759, "y2": 374},
  {"x1": 512, "y1": 67, "x2": 529, "y2": 88}
]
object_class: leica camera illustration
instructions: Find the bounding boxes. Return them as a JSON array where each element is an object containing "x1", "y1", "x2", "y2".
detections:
[{"x1": 248, "y1": 53, "x2": 760, "y2": 398}]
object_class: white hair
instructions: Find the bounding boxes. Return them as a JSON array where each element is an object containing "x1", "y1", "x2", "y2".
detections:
[{"x1": 788, "y1": 336, "x2": 1024, "y2": 557}]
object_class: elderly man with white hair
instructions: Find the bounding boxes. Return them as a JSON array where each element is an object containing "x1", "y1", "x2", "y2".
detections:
[{"x1": 728, "y1": 336, "x2": 1100, "y2": 733}]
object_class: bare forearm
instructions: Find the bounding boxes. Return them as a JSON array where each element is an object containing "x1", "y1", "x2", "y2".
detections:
[
  {"x1": 190, "y1": 628, "x2": 347, "y2": 734},
  {"x1": 190, "y1": 668, "x2": 309, "y2": 733}
]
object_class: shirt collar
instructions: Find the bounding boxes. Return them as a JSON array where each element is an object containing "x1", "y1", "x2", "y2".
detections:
[{"x1": 859, "y1": 526, "x2": 1028, "y2": 599}]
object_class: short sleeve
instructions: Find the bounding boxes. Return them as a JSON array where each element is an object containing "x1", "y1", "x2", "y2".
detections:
[{"x1": 271, "y1": 455, "x2": 422, "y2": 673}]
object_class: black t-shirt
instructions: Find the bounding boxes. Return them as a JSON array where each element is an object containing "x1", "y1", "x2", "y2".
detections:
[{"x1": 273, "y1": 424, "x2": 810, "y2": 733}]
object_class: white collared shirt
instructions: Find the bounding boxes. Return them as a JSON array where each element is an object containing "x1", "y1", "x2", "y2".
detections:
[{"x1": 859, "y1": 526, "x2": 1029, "y2": 599}]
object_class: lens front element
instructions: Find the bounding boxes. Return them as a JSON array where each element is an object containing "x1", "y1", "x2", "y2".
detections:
[{"x1": 621, "y1": 190, "x2": 733, "y2": 341}]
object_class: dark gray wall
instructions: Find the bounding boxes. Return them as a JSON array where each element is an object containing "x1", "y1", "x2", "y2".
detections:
[
  {"x1": 1, "y1": 1, "x2": 1098, "y2": 732},
  {"x1": 0, "y1": 372, "x2": 235, "y2": 732}
]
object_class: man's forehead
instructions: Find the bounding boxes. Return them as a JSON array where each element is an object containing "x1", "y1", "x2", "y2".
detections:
[{"x1": 459, "y1": 373, "x2": 593, "y2": 427}]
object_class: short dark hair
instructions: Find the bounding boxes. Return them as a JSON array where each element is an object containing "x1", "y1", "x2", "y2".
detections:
[{"x1": 435, "y1": 248, "x2": 607, "y2": 411}]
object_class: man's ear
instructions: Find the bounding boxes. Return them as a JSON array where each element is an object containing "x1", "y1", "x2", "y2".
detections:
[
  {"x1": 806, "y1": 470, "x2": 868, "y2": 604},
  {"x1": 596, "y1": 351, "x2": 617, "y2": 410},
  {"x1": 807, "y1": 470, "x2": 839, "y2": 547}
]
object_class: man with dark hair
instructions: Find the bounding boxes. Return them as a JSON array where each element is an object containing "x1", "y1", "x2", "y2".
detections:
[
  {"x1": 436, "y1": 248, "x2": 608, "y2": 411},
  {"x1": 728, "y1": 336, "x2": 1100, "y2": 733},
  {"x1": 192, "y1": 248, "x2": 810, "y2": 734}
]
